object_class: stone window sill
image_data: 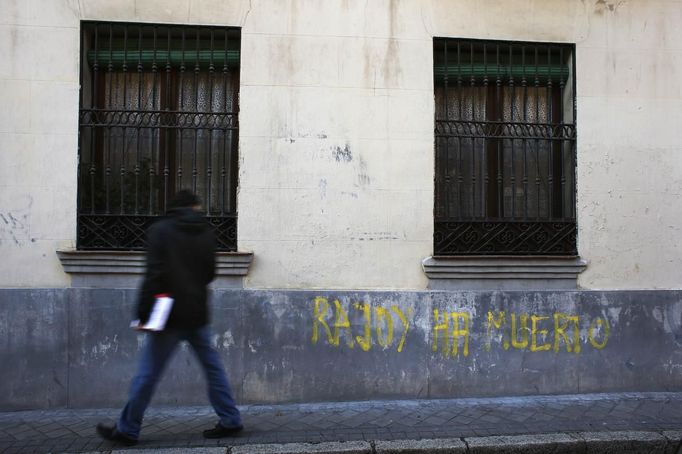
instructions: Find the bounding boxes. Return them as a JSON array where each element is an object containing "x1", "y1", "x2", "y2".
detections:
[
  {"x1": 57, "y1": 250, "x2": 253, "y2": 289},
  {"x1": 422, "y1": 255, "x2": 587, "y2": 290}
]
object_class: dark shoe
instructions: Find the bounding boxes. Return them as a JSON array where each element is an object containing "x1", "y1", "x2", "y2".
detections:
[
  {"x1": 203, "y1": 423, "x2": 244, "y2": 438},
  {"x1": 96, "y1": 423, "x2": 138, "y2": 446}
]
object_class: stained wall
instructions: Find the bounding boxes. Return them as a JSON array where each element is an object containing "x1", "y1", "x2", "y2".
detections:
[{"x1": 0, "y1": 0, "x2": 680, "y2": 289}]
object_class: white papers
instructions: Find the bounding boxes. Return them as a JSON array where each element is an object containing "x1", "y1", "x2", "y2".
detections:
[{"x1": 130, "y1": 295, "x2": 174, "y2": 331}]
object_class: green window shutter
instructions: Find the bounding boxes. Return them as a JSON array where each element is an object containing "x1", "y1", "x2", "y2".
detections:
[
  {"x1": 434, "y1": 64, "x2": 568, "y2": 84},
  {"x1": 87, "y1": 49, "x2": 240, "y2": 69}
]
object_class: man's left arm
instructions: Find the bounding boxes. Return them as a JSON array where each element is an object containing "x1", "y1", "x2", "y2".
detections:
[
  {"x1": 137, "y1": 224, "x2": 166, "y2": 323},
  {"x1": 204, "y1": 232, "x2": 216, "y2": 285}
]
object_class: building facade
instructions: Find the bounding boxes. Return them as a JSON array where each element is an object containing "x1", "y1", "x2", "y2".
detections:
[{"x1": 1, "y1": 0, "x2": 681, "y2": 410}]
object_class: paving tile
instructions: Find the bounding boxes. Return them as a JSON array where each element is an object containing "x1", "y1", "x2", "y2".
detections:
[{"x1": 2, "y1": 393, "x2": 682, "y2": 453}]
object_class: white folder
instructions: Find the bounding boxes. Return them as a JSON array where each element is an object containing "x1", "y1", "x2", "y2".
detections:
[{"x1": 130, "y1": 295, "x2": 174, "y2": 331}]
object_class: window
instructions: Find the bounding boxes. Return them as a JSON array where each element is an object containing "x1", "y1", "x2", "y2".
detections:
[
  {"x1": 78, "y1": 22, "x2": 240, "y2": 250},
  {"x1": 433, "y1": 39, "x2": 577, "y2": 255}
]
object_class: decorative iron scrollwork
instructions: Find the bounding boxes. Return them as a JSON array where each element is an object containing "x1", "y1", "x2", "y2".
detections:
[
  {"x1": 78, "y1": 214, "x2": 237, "y2": 251},
  {"x1": 434, "y1": 220, "x2": 577, "y2": 256}
]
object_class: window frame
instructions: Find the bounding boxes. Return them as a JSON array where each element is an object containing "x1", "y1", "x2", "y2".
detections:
[
  {"x1": 77, "y1": 21, "x2": 241, "y2": 251},
  {"x1": 433, "y1": 37, "x2": 578, "y2": 256}
]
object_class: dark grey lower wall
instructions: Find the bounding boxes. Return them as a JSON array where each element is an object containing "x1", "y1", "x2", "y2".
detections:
[{"x1": 2, "y1": 289, "x2": 682, "y2": 410}]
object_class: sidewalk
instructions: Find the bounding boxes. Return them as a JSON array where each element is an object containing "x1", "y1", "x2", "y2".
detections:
[{"x1": 0, "y1": 393, "x2": 681, "y2": 453}]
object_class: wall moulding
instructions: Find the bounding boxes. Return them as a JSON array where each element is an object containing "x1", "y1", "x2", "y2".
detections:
[
  {"x1": 422, "y1": 256, "x2": 587, "y2": 291},
  {"x1": 57, "y1": 250, "x2": 253, "y2": 288}
]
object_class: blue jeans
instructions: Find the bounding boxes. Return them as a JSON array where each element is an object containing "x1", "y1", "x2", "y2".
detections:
[{"x1": 117, "y1": 325, "x2": 242, "y2": 439}]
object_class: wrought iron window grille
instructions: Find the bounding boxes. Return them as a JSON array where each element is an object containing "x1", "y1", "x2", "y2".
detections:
[
  {"x1": 78, "y1": 22, "x2": 240, "y2": 250},
  {"x1": 433, "y1": 38, "x2": 577, "y2": 256}
]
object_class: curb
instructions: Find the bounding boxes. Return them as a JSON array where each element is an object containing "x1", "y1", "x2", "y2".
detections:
[
  {"x1": 375, "y1": 431, "x2": 681, "y2": 453},
  {"x1": 82, "y1": 431, "x2": 682, "y2": 454}
]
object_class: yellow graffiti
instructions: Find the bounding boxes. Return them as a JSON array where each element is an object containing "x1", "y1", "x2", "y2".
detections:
[
  {"x1": 312, "y1": 297, "x2": 332, "y2": 345},
  {"x1": 553, "y1": 313, "x2": 581, "y2": 354},
  {"x1": 310, "y1": 297, "x2": 355, "y2": 348},
  {"x1": 311, "y1": 298, "x2": 410, "y2": 353},
  {"x1": 375, "y1": 306, "x2": 394, "y2": 348},
  {"x1": 588, "y1": 317, "x2": 610, "y2": 349},
  {"x1": 432, "y1": 309, "x2": 450, "y2": 355},
  {"x1": 392, "y1": 306, "x2": 411, "y2": 353},
  {"x1": 511, "y1": 313, "x2": 529, "y2": 349},
  {"x1": 486, "y1": 311, "x2": 508, "y2": 351},
  {"x1": 313, "y1": 297, "x2": 610, "y2": 356},
  {"x1": 486, "y1": 311, "x2": 586, "y2": 354},
  {"x1": 333, "y1": 299, "x2": 353, "y2": 348},
  {"x1": 451, "y1": 312, "x2": 470, "y2": 357},
  {"x1": 530, "y1": 315, "x2": 551, "y2": 352},
  {"x1": 432, "y1": 309, "x2": 469, "y2": 357},
  {"x1": 354, "y1": 302, "x2": 371, "y2": 352}
]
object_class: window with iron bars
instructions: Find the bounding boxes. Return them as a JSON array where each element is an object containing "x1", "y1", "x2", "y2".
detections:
[
  {"x1": 433, "y1": 38, "x2": 577, "y2": 256},
  {"x1": 78, "y1": 22, "x2": 240, "y2": 250}
]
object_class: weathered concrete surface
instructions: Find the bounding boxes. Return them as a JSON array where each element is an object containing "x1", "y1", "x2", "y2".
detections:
[
  {"x1": 75, "y1": 433, "x2": 682, "y2": 454},
  {"x1": 375, "y1": 438, "x2": 467, "y2": 453},
  {"x1": 0, "y1": 289, "x2": 69, "y2": 409},
  {"x1": 576, "y1": 431, "x2": 669, "y2": 453},
  {"x1": 107, "y1": 450, "x2": 227, "y2": 454},
  {"x1": 663, "y1": 431, "x2": 682, "y2": 450},
  {"x1": 1, "y1": 289, "x2": 682, "y2": 410},
  {"x1": 66, "y1": 289, "x2": 246, "y2": 408},
  {"x1": 227, "y1": 433, "x2": 681, "y2": 454},
  {"x1": 231, "y1": 441, "x2": 372, "y2": 454},
  {"x1": 466, "y1": 434, "x2": 583, "y2": 453}
]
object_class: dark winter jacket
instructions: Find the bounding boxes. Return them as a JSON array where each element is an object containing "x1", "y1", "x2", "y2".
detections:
[{"x1": 136, "y1": 207, "x2": 216, "y2": 329}]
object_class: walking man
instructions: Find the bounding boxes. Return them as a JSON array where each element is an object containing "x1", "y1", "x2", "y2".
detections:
[{"x1": 97, "y1": 190, "x2": 243, "y2": 445}]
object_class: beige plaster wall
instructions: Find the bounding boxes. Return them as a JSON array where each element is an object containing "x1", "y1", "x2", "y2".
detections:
[
  {"x1": 573, "y1": 0, "x2": 682, "y2": 289},
  {"x1": 238, "y1": 0, "x2": 433, "y2": 289},
  {"x1": 0, "y1": 0, "x2": 80, "y2": 287},
  {"x1": 0, "y1": 0, "x2": 679, "y2": 289}
]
